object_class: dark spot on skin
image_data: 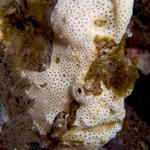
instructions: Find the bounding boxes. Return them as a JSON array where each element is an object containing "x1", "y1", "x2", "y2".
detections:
[
  {"x1": 55, "y1": 57, "x2": 60, "y2": 64},
  {"x1": 77, "y1": 88, "x2": 82, "y2": 94},
  {"x1": 94, "y1": 19, "x2": 107, "y2": 27}
]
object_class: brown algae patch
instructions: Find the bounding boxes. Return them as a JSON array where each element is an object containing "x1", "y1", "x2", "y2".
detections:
[
  {"x1": 85, "y1": 35, "x2": 139, "y2": 97},
  {"x1": 94, "y1": 35, "x2": 117, "y2": 51},
  {"x1": 0, "y1": 0, "x2": 53, "y2": 72}
]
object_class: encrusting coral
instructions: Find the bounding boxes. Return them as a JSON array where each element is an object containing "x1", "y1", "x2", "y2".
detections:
[{"x1": 0, "y1": 0, "x2": 139, "y2": 149}]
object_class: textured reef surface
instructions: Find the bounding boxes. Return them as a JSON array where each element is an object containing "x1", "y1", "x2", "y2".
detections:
[{"x1": 0, "y1": 0, "x2": 149, "y2": 150}]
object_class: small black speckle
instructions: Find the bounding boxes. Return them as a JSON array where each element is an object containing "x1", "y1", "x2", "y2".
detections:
[{"x1": 78, "y1": 88, "x2": 82, "y2": 94}]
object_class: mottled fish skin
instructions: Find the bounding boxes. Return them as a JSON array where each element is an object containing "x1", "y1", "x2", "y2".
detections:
[
  {"x1": 23, "y1": 0, "x2": 137, "y2": 149},
  {"x1": 0, "y1": 0, "x2": 138, "y2": 149}
]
